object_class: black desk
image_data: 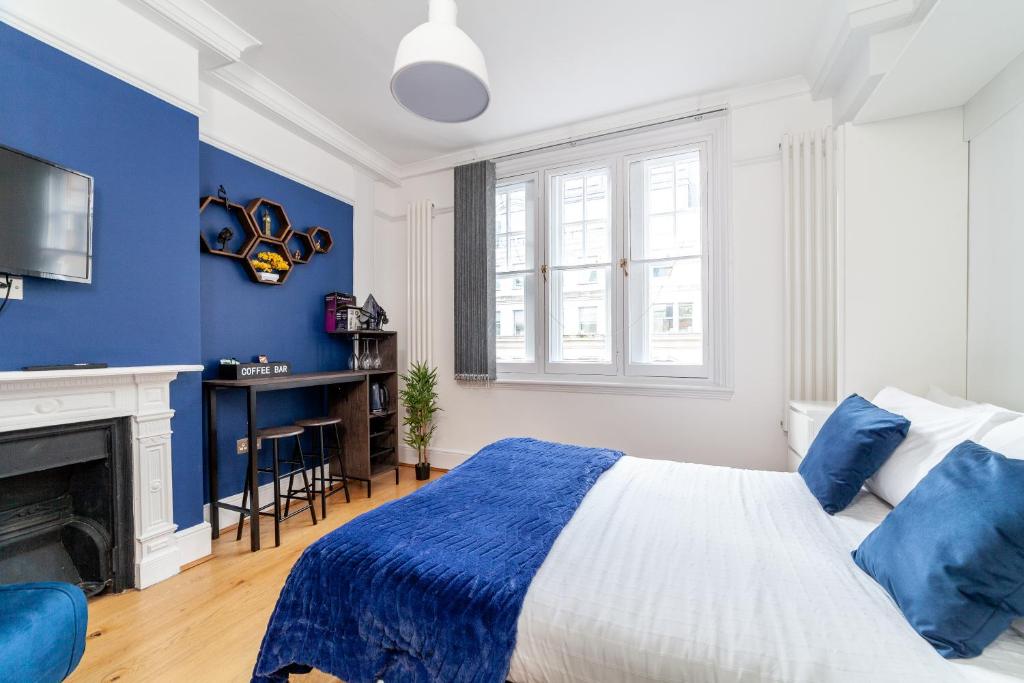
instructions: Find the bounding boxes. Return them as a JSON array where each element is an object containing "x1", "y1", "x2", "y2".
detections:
[{"x1": 204, "y1": 370, "x2": 369, "y2": 551}]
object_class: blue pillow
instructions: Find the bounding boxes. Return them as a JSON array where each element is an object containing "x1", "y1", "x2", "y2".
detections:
[
  {"x1": 853, "y1": 441, "x2": 1024, "y2": 658},
  {"x1": 798, "y1": 394, "x2": 909, "y2": 514}
]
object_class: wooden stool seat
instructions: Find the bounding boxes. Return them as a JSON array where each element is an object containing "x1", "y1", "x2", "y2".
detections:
[
  {"x1": 295, "y1": 416, "x2": 342, "y2": 428},
  {"x1": 257, "y1": 425, "x2": 304, "y2": 440}
]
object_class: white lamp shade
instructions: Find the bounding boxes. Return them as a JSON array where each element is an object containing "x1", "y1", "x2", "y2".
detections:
[{"x1": 390, "y1": 2, "x2": 490, "y2": 123}]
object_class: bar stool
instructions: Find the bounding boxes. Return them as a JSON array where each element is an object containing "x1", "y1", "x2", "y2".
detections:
[
  {"x1": 296, "y1": 416, "x2": 350, "y2": 519},
  {"x1": 237, "y1": 424, "x2": 317, "y2": 547}
]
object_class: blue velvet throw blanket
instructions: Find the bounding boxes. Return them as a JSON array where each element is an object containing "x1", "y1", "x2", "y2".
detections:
[{"x1": 252, "y1": 438, "x2": 622, "y2": 683}]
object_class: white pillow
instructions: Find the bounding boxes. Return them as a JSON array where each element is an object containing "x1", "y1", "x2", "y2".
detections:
[
  {"x1": 980, "y1": 416, "x2": 1024, "y2": 460},
  {"x1": 866, "y1": 387, "x2": 1017, "y2": 507},
  {"x1": 926, "y1": 385, "x2": 976, "y2": 409}
]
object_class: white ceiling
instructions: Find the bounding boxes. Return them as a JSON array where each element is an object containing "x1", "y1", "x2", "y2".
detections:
[{"x1": 203, "y1": 0, "x2": 841, "y2": 166}]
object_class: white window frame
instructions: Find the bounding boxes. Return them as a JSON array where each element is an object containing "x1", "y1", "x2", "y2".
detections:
[
  {"x1": 543, "y1": 159, "x2": 619, "y2": 377},
  {"x1": 623, "y1": 143, "x2": 710, "y2": 379},
  {"x1": 492, "y1": 114, "x2": 733, "y2": 397},
  {"x1": 495, "y1": 173, "x2": 541, "y2": 375}
]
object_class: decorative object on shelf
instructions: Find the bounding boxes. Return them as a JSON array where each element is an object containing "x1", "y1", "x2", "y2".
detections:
[
  {"x1": 220, "y1": 359, "x2": 292, "y2": 380},
  {"x1": 261, "y1": 208, "x2": 273, "y2": 236},
  {"x1": 285, "y1": 229, "x2": 316, "y2": 264},
  {"x1": 359, "y1": 294, "x2": 389, "y2": 330},
  {"x1": 199, "y1": 193, "x2": 259, "y2": 259},
  {"x1": 400, "y1": 362, "x2": 440, "y2": 480},
  {"x1": 246, "y1": 197, "x2": 292, "y2": 242},
  {"x1": 217, "y1": 184, "x2": 229, "y2": 203},
  {"x1": 245, "y1": 240, "x2": 295, "y2": 285},
  {"x1": 256, "y1": 354, "x2": 269, "y2": 364},
  {"x1": 308, "y1": 226, "x2": 334, "y2": 254},
  {"x1": 216, "y1": 227, "x2": 234, "y2": 251}
]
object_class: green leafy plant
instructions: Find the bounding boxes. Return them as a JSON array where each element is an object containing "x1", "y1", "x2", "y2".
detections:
[{"x1": 399, "y1": 362, "x2": 441, "y2": 465}]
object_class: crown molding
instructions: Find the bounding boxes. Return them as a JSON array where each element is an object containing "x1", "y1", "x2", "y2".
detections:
[
  {"x1": 127, "y1": 0, "x2": 260, "y2": 69},
  {"x1": 0, "y1": 5, "x2": 203, "y2": 115},
  {"x1": 395, "y1": 76, "x2": 810, "y2": 179},
  {"x1": 204, "y1": 63, "x2": 402, "y2": 186},
  {"x1": 806, "y1": 0, "x2": 937, "y2": 123},
  {"x1": 199, "y1": 131, "x2": 356, "y2": 206}
]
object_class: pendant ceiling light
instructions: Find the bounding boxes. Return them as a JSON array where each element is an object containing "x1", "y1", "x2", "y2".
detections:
[{"x1": 390, "y1": 0, "x2": 490, "y2": 123}]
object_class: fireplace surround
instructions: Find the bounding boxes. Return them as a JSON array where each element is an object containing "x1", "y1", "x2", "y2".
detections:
[{"x1": 0, "y1": 365, "x2": 203, "y2": 589}]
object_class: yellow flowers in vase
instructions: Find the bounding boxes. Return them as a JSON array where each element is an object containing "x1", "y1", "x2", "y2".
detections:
[{"x1": 250, "y1": 250, "x2": 290, "y2": 283}]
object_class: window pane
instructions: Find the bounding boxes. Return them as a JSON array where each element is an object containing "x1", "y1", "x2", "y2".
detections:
[
  {"x1": 549, "y1": 267, "x2": 612, "y2": 363},
  {"x1": 496, "y1": 273, "x2": 534, "y2": 363},
  {"x1": 628, "y1": 259, "x2": 703, "y2": 366},
  {"x1": 551, "y1": 168, "x2": 611, "y2": 266},
  {"x1": 629, "y1": 150, "x2": 702, "y2": 260},
  {"x1": 496, "y1": 180, "x2": 535, "y2": 274}
]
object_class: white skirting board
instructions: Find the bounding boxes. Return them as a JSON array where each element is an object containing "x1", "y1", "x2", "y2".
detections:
[
  {"x1": 175, "y1": 522, "x2": 213, "y2": 566},
  {"x1": 202, "y1": 465, "x2": 326, "y2": 535},
  {"x1": 399, "y1": 445, "x2": 472, "y2": 471}
]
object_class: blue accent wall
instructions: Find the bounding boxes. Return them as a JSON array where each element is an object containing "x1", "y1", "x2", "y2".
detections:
[
  {"x1": 199, "y1": 143, "x2": 353, "y2": 501},
  {"x1": 0, "y1": 21, "x2": 204, "y2": 527},
  {"x1": 0, "y1": 22, "x2": 356, "y2": 529}
]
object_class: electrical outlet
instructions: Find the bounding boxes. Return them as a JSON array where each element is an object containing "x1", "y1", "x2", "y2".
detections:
[
  {"x1": 236, "y1": 437, "x2": 261, "y2": 454},
  {"x1": 0, "y1": 276, "x2": 23, "y2": 301}
]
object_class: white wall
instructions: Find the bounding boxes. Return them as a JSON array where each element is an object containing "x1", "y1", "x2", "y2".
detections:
[
  {"x1": 966, "y1": 99, "x2": 1024, "y2": 410},
  {"x1": 385, "y1": 92, "x2": 832, "y2": 471},
  {"x1": 839, "y1": 107, "x2": 968, "y2": 399}
]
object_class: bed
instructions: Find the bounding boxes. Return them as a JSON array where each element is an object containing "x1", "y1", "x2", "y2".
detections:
[{"x1": 252, "y1": 439, "x2": 1024, "y2": 683}]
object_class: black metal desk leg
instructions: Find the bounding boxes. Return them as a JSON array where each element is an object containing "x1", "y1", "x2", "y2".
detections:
[
  {"x1": 207, "y1": 386, "x2": 220, "y2": 539},
  {"x1": 247, "y1": 387, "x2": 261, "y2": 551}
]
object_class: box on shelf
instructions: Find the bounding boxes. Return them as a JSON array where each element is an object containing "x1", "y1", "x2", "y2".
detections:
[{"x1": 324, "y1": 292, "x2": 358, "y2": 332}]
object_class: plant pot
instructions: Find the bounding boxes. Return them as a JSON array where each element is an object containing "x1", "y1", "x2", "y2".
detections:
[
  {"x1": 257, "y1": 272, "x2": 280, "y2": 283},
  {"x1": 415, "y1": 462, "x2": 431, "y2": 480}
]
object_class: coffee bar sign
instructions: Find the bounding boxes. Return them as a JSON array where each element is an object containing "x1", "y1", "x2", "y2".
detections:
[{"x1": 222, "y1": 361, "x2": 292, "y2": 380}]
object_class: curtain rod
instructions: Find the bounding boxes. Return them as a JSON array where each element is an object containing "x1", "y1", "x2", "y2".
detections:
[{"x1": 489, "y1": 107, "x2": 728, "y2": 163}]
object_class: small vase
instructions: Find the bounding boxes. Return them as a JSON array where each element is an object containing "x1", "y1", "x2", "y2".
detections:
[
  {"x1": 415, "y1": 462, "x2": 431, "y2": 481},
  {"x1": 257, "y1": 272, "x2": 280, "y2": 283}
]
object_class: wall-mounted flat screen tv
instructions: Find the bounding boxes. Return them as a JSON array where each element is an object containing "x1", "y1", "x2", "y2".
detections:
[{"x1": 0, "y1": 144, "x2": 93, "y2": 283}]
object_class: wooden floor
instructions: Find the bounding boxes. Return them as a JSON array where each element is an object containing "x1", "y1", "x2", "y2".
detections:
[{"x1": 68, "y1": 466, "x2": 442, "y2": 683}]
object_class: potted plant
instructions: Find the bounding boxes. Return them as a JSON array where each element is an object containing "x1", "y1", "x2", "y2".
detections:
[
  {"x1": 399, "y1": 362, "x2": 440, "y2": 480},
  {"x1": 250, "y1": 250, "x2": 290, "y2": 282}
]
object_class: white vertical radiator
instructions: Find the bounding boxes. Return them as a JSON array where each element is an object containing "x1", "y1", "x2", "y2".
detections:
[
  {"x1": 407, "y1": 200, "x2": 433, "y2": 367},
  {"x1": 782, "y1": 128, "x2": 837, "y2": 415}
]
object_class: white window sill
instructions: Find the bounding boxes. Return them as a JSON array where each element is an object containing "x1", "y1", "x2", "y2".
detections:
[{"x1": 477, "y1": 376, "x2": 734, "y2": 399}]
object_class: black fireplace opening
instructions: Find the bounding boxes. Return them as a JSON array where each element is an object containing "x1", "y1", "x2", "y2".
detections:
[{"x1": 0, "y1": 418, "x2": 135, "y2": 596}]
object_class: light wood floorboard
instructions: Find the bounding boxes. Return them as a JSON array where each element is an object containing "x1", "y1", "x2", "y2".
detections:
[{"x1": 67, "y1": 467, "x2": 442, "y2": 683}]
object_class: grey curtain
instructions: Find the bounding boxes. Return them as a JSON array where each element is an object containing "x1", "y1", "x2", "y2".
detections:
[{"x1": 454, "y1": 160, "x2": 496, "y2": 382}]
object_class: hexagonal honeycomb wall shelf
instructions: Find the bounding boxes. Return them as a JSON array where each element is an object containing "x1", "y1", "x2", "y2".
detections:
[
  {"x1": 245, "y1": 238, "x2": 296, "y2": 285},
  {"x1": 246, "y1": 197, "x2": 292, "y2": 242},
  {"x1": 308, "y1": 226, "x2": 334, "y2": 255},
  {"x1": 199, "y1": 195, "x2": 259, "y2": 259},
  {"x1": 284, "y1": 230, "x2": 316, "y2": 264}
]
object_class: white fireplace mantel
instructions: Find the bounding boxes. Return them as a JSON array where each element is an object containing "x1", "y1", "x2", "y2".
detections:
[{"x1": 0, "y1": 364, "x2": 204, "y2": 589}]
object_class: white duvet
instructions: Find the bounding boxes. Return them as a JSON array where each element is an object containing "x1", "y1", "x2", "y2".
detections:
[{"x1": 507, "y1": 456, "x2": 1024, "y2": 682}]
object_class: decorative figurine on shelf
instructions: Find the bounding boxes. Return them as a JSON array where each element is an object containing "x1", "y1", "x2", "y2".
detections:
[
  {"x1": 216, "y1": 227, "x2": 234, "y2": 251},
  {"x1": 250, "y1": 250, "x2": 290, "y2": 283},
  {"x1": 313, "y1": 239, "x2": 323, "y2": 253},
  {"x1": 358, "y1": 294, "x2": 389, "y2": 330},
  {"x1": 262, "y1": 207, "x2": 273, "y2": 236},
  {"x1": 294, "y1": 249, "x2": 302, "y2": 260},
  {"x1": 217, "y1": 184, "x2": 230, "y2": 204}
]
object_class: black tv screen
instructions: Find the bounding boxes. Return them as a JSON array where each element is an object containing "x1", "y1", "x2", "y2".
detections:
[{"x1": 0, "y1": 144, "x2": 93, "y2": 283}]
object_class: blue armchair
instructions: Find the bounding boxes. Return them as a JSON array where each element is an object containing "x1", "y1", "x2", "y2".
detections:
[{"x1": 0, "y1": 583, "x2": 88, "y2": 682}]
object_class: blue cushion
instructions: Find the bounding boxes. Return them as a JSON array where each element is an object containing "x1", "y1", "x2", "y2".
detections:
[
  {"x1": 798, "y1": 394, "x2": 909, "y2": 513},
  {"x1": 0, "y1": 582, "x2": 88, "y2": 682},
  {"x1": 853, "y1": 441, "x2": 1024, "y2": 658}
]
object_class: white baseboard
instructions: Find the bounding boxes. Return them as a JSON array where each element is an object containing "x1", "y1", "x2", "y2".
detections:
[
  {"x1": 399, "y1": 445, "x2": 472, "y2": 471},
  {"x1": 175, "y1": 522, "x2": 212, "y2": 566},
  {"x1": 136, "y1": 543, "x2": 181, "y2": 589},
  {"x1": 202, "y1": 465, "x2": 325, "y2": 535}
]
